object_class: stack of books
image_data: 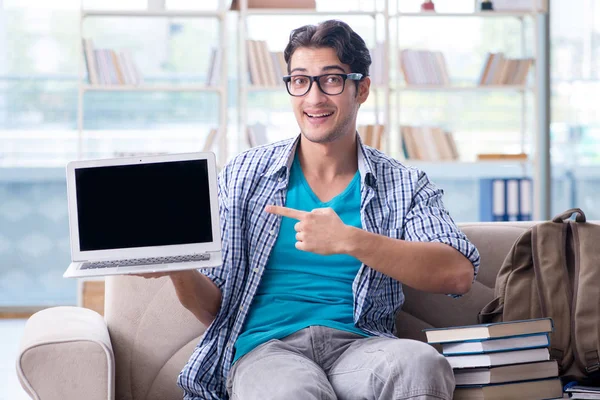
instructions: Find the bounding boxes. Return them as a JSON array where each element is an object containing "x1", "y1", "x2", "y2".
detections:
[
  {"x1": 424, "y1": 318, "x2": 564, "y2": 400},
  {"x1": 565, "y1": 384, "x2": 600, "y2": 399}
]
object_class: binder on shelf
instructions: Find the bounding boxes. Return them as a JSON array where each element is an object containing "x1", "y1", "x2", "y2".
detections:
[
  {"x1": 518, "y1": 178, "x2": 532, "y2": 221},
  {"x1": 506, "y1": 179, "x2": 519, "y2": 221},
  {"x1": 479, "y1": 178, "x2": 533, "y2": 222}
]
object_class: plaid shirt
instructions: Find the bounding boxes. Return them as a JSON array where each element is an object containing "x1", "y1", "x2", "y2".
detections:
[{"x1": 178, "y1": 135, "x2": 480, "y2": 399}]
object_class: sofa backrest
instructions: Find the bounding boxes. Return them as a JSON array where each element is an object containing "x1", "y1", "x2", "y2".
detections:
[
  {"x1": 104, "y1": 221, "x2": 535, "y2": 400},
  {"x1": 395, "y1": 221, "x2": 535, "y2": 341}
]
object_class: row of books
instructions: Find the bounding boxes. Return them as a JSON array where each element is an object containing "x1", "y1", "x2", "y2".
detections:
[
  {"x1": 479, "y1": 53, "x2": 534, "y2": 86},
  {"x1": 479, "y1": 177, "x2": 532, "y2": 221},
  {"x1": 358, "y1": 124, "x2": 384, "y2": 150},
  {"x1": 425, "y1": 318, "x2": 563, "y2": 400},
  {"x1": 82, "y1": 39, "x2": 143, "y2": 86},
  {"x1": 401, "y1": 126, "x2": 460, "y2": 161},
  {"x1": 246, "y1": 40, "x2": 287, "y2": 87},
  {"x1": 399, "y1": 49, "x2": 450, "y2": 86},
  {"x1": 399, "y1": 49, "x2": 533, "y2": 86}
]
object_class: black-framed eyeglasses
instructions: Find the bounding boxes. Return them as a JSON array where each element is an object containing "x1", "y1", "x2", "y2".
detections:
[{"x1": 282, "y1": 73, "x2": 364, "y2": 97}]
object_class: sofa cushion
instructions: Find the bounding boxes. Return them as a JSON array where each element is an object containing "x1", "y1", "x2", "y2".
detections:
[{"x1": 105, "y1": 276, "x2": 206, "y2": 400}]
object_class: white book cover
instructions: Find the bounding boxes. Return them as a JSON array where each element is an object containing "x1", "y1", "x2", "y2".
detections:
[{"x1": 447, "y1": 347, "x2": 549, "y2": 369}]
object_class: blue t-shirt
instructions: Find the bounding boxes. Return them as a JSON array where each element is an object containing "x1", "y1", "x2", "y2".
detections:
[{"x1": 233, "y1": 155, "x2": 368, "y2": 364}]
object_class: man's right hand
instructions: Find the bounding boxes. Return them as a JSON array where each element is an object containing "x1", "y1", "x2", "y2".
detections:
[{"x1": 131, "y1": 270, "x2": 194, "y2": 279}]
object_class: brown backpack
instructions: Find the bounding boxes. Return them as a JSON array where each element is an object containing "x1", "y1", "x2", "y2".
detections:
[{"x1": 479, "y1": 208, "x2": 600, "y2": 384}]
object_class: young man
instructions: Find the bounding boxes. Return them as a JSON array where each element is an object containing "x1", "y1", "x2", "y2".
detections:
[{"x1": 145, "y1": 20, "x2": 480, "y2": 400}]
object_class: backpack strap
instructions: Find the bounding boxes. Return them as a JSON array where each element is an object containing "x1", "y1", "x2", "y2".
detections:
[
  {"x1": 552, "y1": 208, "x2": 586, "y2": 223},
  {"x1": 532, "y1": 221, "x2": 574, "y2": 371},
  {"x1": 570, "y1": 221, "x2": 600, "y2": 375}
]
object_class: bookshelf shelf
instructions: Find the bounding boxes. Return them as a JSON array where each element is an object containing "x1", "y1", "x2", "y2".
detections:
[
  {"x1": 82, "y1": 84, "x2": 224, "y2": 93},
  {"x1": 247, "y1": 85, "x2": 284, "y2": 92},
  {"x1": 407, "y1": 160, "x2": 531, "y2": 179},
  {"x1": 394, "y1": 11, "x2": 537, "y2": 18},
  {"x1": 244, "y1": 9, "x2": 378, "y2": 16},
  {"x1": 397, "y1": 85, "x2": 531, "y2": 92},
  {"x1": 81, "y1": 10, "x2": 226, "y2": 18}
]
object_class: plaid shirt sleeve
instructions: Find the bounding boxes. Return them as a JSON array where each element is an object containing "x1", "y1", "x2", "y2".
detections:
[
  {"x1": 402, "y1": 169, "x2": 480, "y2": 294},
  {"x1": 197, "y1": 167, "x2": 230, "y2": 291}
]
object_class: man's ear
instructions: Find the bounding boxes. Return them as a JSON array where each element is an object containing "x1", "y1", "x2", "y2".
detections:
[{"x1": 356, "y1": 76, "x2": 370, "y2": 104}]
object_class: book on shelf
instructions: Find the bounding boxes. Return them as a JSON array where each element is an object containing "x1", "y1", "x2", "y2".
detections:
[
  {"x1": 247, "y1": 40, "x2": 286, "y2": 87},
  {"x1": 423, "y1": 318, "x2": 552, "y2": 343},
  {"x1": 358, "y1": 124, "x2": 384, "y2": 150},
  {"x1": 476, "y1": 152, "x2": 528, "y2": 161},
  {"x1": 453, "y1": 360, "x2": 558, "y2": 385},
  {"x1": 399, "y1": 49, "x2": 450, "y2": 86},
  {"x1": 479, "y1": 53, "x2": 533, "y2": 86},
  {"x1": 230, "y1": 0, "x2": 316, "y2": 10},
  {"x1": 446, "y1": 347, "x2": 550, "y2": 369},
  {"x1": 565, "y1": 384, "x2": 600, "y2": 400},
  {"x1": 453, "y1": 378, "x2": 563, "y2": 400},
  {"x1": 401, "y1": 126, "x2": 459, "y2": 161},
  {"x1": 369, "y1": 42, "x2": 385, "y2": 86},
  {"x1": 82, "y1": 38, "x2": 143, "y2": 86},
  {"x1": 442, "y1": 332, "x2": 550, "y2": 355},
  {"x1": 206, "y1": 48, "x2": 223, "y2": 87},
  {"x1": 479, "y1": 177, "x2": 532, "y2": 221},
  {"x1": 246, "y1": 122, "x2": 268, "y2": 147}
]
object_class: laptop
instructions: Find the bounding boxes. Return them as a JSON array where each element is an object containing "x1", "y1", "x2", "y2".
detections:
[{"x1": 63, "y1": 152, "x2": 222, "y2": 278}]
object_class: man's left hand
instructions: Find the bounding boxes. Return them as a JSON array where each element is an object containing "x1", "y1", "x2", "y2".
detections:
[{"x1": 265, "y1": 205, "x2": 351, "y2": 255}]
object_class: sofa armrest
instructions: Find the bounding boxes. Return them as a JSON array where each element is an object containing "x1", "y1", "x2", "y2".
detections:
[{"x1": 17, "y1": 306, "x2": 115, "y2": 400}]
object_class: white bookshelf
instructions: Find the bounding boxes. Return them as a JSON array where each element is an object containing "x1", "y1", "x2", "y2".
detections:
[
  {"x1": 81, "y1": 10, "x2": 226, "y2": 18},
  {"x1": 77, "y1": 1, "x2": 229, "y2": 164},
  {"x1": 390, "y1": 0, "x2": 548, "y2": 219},
  {"x1": 82, "y1": 84, "x2": 226, "y2": 93},
  {"x1": 244, "y1": 9, "x2": 379, "y2": 16},
  {"x1": 397, "y1": 85, "x2": 531, "y2": 92},
  {"x1": 235, "y1": 0, "x2": 391, "y2": 155}
]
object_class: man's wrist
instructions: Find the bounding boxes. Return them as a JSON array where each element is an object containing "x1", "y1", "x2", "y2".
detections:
[{"x1": 340, "y1": 225, "x2": 362, "y2": 256}]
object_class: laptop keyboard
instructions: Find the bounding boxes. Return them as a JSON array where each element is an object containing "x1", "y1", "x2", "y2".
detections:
[{"x1": 81, "y1": 253, "x2": 211, "y2": 270}]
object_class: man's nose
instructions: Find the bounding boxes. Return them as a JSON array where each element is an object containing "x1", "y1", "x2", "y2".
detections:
[{"x1": 304, "y1": 80, "x2": 328, "y2": 103}]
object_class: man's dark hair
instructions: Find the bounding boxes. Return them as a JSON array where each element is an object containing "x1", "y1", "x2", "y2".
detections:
[{"x1": 283, "y1": 20, "x2": 371, "y2": 83}]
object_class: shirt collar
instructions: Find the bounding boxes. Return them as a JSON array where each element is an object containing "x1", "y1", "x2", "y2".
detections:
[{"x1": 262, "y1": 133, "x2": 378, "y2": 188}]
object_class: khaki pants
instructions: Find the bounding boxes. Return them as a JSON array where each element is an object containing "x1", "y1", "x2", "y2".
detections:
[{"x1": 226, "y1": 325, "x2": 454, "y2": 400}]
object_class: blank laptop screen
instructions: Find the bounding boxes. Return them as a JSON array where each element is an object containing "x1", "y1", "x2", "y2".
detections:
[{"x1": 75, "y1": 160, "x2": 213, "y2": 251}]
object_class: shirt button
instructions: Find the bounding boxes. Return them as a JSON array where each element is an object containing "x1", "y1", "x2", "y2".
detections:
[
  {"x1": 269, "y1": 229, "x2": 275, "y2": 235},
  {"x1": 239, "y1": 306, "x2": 244, "y2": 312},
  {"x1": 253, "y1": 268, "x2": 259, "y2": 273}
]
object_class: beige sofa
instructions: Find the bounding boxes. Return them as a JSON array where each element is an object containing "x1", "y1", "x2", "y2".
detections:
[{"x1": 16, "y1": 221, "x2": 534, "y2": 400}]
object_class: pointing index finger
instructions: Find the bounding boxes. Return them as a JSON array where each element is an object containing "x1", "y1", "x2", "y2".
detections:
[{"x1": 265, "y1": 205, "x2": 307, "y2": 220}]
